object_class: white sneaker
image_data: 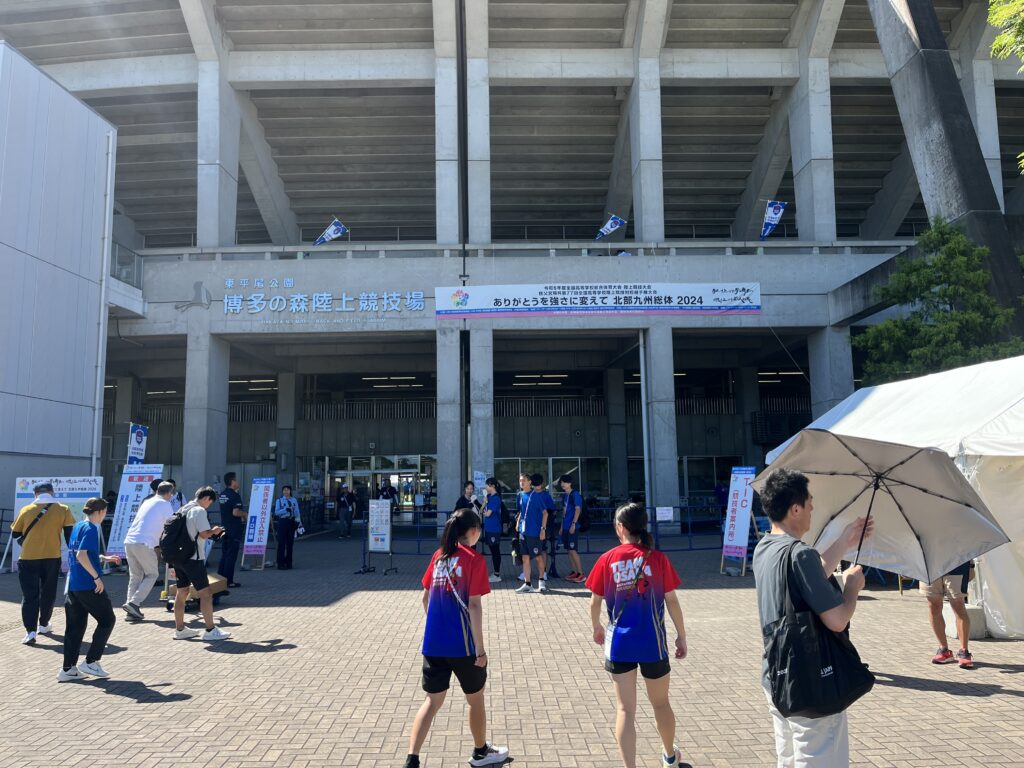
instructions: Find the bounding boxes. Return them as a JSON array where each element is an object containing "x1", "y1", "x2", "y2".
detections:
[
  {"x1": 173, "y1": 627, "x2": 199, "y2": 640},
  {"x1": 514, "y1": 583, "x2": 532, "y2": 594},
  {"x1": 78, "y1": 661, "x2": 110, "y2": 678},
  {"x1": 202, "y1": 627, "x2": 231, "y2": 642},
  {"x1": 488, "y1": 573, "x2": 501, "y2": 583},
  {"x1": 535, "y1": 580, "x2": 548, "y2": 593},
  {"x1": 57, "y1": 666, "x2": 86, "y2": 682},
  {"x1": 469, "y1": 742, "x2": 510, "y2": 766},
  {"x1": 517, "y1": 572, "x2": 526, "y2": 581},
  {"x1": 37, "y1": 624, "x2": 53, "y2": 635},
  {"x1": 21, "y1": 631, "x2": 37, "y2": 645}
]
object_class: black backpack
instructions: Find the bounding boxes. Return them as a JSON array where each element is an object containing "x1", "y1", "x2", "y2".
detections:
[{"x1": 159, "y1": 506, "x2": 197, "y2": 562}]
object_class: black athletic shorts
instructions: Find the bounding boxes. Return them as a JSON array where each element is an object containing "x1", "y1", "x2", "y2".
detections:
[
  {"x1": 422, "y1": 655, "x2": 487, "y2": 694},
  {"x1": 171, "y1": 559, "x2": 210, "y2": 591},
  {"x1": 519, "y1": 536, "x2": 543, "y2": 560},
  {"x1": 605, "y1": 658, "x2": 671, "y2": 679}
]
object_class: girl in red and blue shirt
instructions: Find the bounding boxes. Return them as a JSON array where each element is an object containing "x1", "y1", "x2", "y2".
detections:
[
  {"x1": 404, "y1": 508, "x2": 509, "y2": 768},
  {"x1": 586, "y1": 502, "x2": 691, "y2": 768}
]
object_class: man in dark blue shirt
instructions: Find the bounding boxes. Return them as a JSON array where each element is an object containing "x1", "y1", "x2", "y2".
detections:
[
  {"x1": 558, "y1": 474, "x2": 585, "y2": 582},
  {"x1": 216, "y1": 472, "x2": 245, "y2": 588}
]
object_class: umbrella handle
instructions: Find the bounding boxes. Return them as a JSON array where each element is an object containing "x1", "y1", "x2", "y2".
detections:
[{"x1": 853, "y1": 478, "x2": 879, "y2": 567}]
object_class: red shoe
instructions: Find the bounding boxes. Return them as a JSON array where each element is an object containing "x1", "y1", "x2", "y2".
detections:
[
  {"x1": 931, "y1": 647, "x2": 955, "y2": 664},
  {"x1": 956, "y1": 649, "x2": 974, "y2": 669},
  {"x1": 572, "y1": 573, "x2": 586, "y2": 583}
]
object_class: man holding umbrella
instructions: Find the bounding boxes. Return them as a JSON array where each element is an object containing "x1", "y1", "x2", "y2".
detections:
[{"x1": 753, "y1": 468, "x2": 874, "y2": 768}]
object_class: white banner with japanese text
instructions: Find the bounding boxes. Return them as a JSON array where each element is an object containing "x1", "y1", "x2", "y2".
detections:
[
  {"x1": 435, "y1": 283, "x2": 761, "y2": 318},
  {"x1": 8, "y1": 476, "x2": 102, "y2": 572},
  {"x1": 244, "y1": 478, "x2": 276, "y2": 556},
  {"x1": 107, "y1": 464, "x2": 165, "y2": 559},
  {"x1": 721, "y1": 467, "x2": 757, "y2": 560}
]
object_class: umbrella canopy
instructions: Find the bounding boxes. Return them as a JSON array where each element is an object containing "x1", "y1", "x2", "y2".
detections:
[{"x1": 753, "y1": 429, "x2": 1009, "y2": 583}]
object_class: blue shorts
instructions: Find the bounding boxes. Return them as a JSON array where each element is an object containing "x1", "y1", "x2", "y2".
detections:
[
  {"x1": 561, "y1": 530, "x2": 578, "y2": 550},
  {"x1": 519, "y1": 536, "x2": 543, "y2": 559}
]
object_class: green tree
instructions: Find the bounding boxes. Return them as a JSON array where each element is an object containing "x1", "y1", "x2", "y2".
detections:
[{"x1": 853, "y1": 219, "x2": 1024, "y2": 384}]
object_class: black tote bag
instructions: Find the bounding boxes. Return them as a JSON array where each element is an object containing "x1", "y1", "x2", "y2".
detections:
[{"x1": 763, "y1": 542, "x2": 875, "y2": 719}]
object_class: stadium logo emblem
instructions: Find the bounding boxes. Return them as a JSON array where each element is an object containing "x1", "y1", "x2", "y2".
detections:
[{"x1": 451, "y1": 289, "x2": 470, "y2": 308}]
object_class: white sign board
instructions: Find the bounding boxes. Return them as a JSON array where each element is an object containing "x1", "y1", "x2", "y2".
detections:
[
  {"x1": 721, "y1": 466, "x2": 757, "y2": 561},
  {"x1": 436, "y1": 282, "x2": 761, "y2": 319},
  {"x1": 368, "y1": 498, "x2": 392, "y2": 553},
  {"x1": 106, "y1": 464, "x2": 164, "y2": 558},
  {"x1": 8, "y1": 476, "x2": 102, "y2": 571},
  {"x1": 244, "y1": 477, "x2": 276, "y2": 556},
  {"x1": 656, "y1": 506, "x2": 674, "y2": 523}
]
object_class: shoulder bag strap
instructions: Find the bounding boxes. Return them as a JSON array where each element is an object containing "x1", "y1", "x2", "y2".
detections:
[
  {"x1": 441, "y1": 556, "x2": 470, "y2": 616},
  {"x1": 18, "y1": 504, "x2": 51, "y2": 544},
  {"x1": 781, "y1": 541, "x2": 800, "y2": 622}
]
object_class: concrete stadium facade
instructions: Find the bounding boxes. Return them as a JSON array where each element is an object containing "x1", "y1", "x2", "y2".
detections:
[{"x1": 2, "y1": 0, "x2": 1023, "y2": 515}]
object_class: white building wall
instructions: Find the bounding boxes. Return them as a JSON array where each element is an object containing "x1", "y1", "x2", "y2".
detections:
[{"x1": 0, "y1": 43, "x2": 115, "y2": 504}]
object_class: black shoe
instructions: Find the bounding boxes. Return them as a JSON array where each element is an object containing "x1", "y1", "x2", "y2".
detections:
[
  {"x1": 154, "y1": 579, "x2": 164, "y2": 587},
  {"x1": 228, "y1": 582, "x2": 242, "y2": 588}
]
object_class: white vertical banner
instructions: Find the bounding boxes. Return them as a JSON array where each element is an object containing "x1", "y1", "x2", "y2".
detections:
[
  {"x1": 106, "y1": 464, "x2": 164, "y2": 558},
  {"x1": 244, "y1": 477, "x2": 276, "y2": 556},
  {"x1": 368, "y1": 498, "x2": 392, "y2": 553},
  {"x1": 721, "y1": 466, "x2": 757, "y2": 561}
]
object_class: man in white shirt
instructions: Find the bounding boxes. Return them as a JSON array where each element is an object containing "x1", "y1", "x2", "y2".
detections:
[
  {"x1": 170, "y1": 487, "x2": 230, "y2": 642},
  {"x1": 122, "y1": 481, "x2": 176, "y2": 620}
]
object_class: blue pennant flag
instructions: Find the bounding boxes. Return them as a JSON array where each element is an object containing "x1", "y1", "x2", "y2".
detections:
[
  {"x1": 760, "y1": 201, "x2": 787, "y2": 240},
  {"x1": 596, "y1": 214, "x2": 627, "y2": 240},
  {"x1": 314, "y1": 217, "x2": 349, "y2": 245}
]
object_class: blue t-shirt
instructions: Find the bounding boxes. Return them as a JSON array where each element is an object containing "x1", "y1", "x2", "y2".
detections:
[
  {"x1": 68, "y1": 520, "x2": 101, "y2": 592},
  {"x1": 421, "y1": 544, "x2": 491, "y2": 657},
  {"x1": 219, "y1": 488, "x2": 244, "y2": 532},
  {"x1": 562, "y1": 490, "x2": 582, "y2": 531},
  {"x1": 518, "y1": 490, "x2": 555, "y2": 537},
  {"x1": 483, "y1": 494, "x2": 502, "y2": 533}
]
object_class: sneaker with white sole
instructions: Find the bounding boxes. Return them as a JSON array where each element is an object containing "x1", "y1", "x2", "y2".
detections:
[
  {"x1": 22, "y1": 631, "x2": 37, "y2": 645},
  {"x1": 121, "y1": 603, "x2": 144, "y2": 620},
  {"x1": 57, "y1": 666, "x2": 87, "y2": 682},
  {"x1": 662, "y1": 747, "x2": 693, "y2": 767},
  {"x1": 488, "y1": 573, "x2": 501, "y2": 583},
  {"x1": 514, "y1": 583, "x2": 533, "y2": 594},
  {"x1": 535, "y1": 581, "x2": 548, "y2": 593},
  {"x1": 202, "y1": 627, "x2": 231, "y2": 642},
  {"x1": 37, "y1": 624, "x2": 53, "y2": 635},
  {"x1": 78, "y1": 661, "x2": 110, "y2": 678},
  {"x1": 517, "y1": 572, "x2": 526, "y2": 581},
  {"x1": 173, "y1": 627, "x2": 200, "y2": 640},
  {"x1": 468, "y1": 742, "x2": 509, "y2": 766}
]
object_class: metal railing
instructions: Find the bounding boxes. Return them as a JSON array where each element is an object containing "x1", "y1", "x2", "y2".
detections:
[
  {"x1": 230, "y1": 401, "x2": 277, "y2": 422},
  {"x1": 759, "y1": 394, "x2": 812, "y2": 415},
  {"x1": 302, "y1": 399, "x2": 436, "y2": 420},
  {"x1": 110, "y1": 241, "x2": 144, "y2": 288},
  {"x1": 625, "y1": 395, "x2": 737, "y2": 416},
  {"x1": 137, "y1": 239, "x2": 915, "y2": 264},
  {"x1": 141, "y1": 403, "x2": 183, "y2": 425},
  {"x1": 494, "y1": 397, "x2": 606, "y2": 418}
]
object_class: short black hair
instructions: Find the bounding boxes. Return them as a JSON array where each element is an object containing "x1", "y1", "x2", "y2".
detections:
[
  {"x1": 464, "y1": 480, "x2": 475, "y2": 490},
  {"x1": 485, "y1": 476, "x2": 498, "y2": 489},
  {"x1": 282, "y1": 485, "x2": 293, "y2": 492},
  {"x1": 167, "y1": 478, "x2": 176, "y2": 485},
  {"x1": 149, "y1": 478, "x2": 163, "y2": 492},
  {"x1": 195, "y1": 486, "x2": 218, "y2": 502},
  {"x1": 558, "y1": 474, "x2": 574, "y2": 487},
  {"x1": 530, "y1": 473, "x2": 544, "y2": 487},
  {"x1": 33, "y1": 483, "x2": 54, "y2": 494},
  {"x1": 759, "y1": 468, "x2": 810, "y2": 523},
  {"x1": 224, "y1": 472, "x2": 237, "y2": 486}
]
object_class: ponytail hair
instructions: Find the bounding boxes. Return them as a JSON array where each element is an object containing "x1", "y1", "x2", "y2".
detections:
[
  {"x1": 83, "y1": 497, "x2": 108, "y2": 515},
  {"x1": 614, "y1": 502, "x2": 652, "y2": 549},
  {"x1": 440, "y1": 507, "x2": 482, "y2": 559}
]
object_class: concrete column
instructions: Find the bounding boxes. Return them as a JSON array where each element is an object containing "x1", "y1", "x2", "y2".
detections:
[
  {"x1": 960, "y1": 57, "x2": 1004, "y2": 211},
  {"x1": 434, "y1": 56, "x2": 460, "y2": 245},
  {"x1": 808, "y1": 327, "x2": 853, "y2": 420},
  {"x1": 788, "y1": 56, "x2": 836, "y2": 241},
  {"x1": 469, "y1": 327, "x2": 494, "y2": 479},
  {"x1": 629, "y1": 57, "x2": 665, "y2": 242},
  {"x1": 466, "y1": 0, "x2": 491, "y2": 244},
  {"x1": 644, "y1": 325, "x2": 679, "y2": 507},
  {"x1": 197, "y1": 61, "x2": 240, "y2": 247},
  {"x1": 605, "y1": 368, "x2": 628, "y2": 500},
  {"x1": 436, "y1": 327, "x2": 463, "y2": 512},
  {"x1": 276, "y1": 373, "x2": 299, "y2": 491},
  {"x1": 111, "y1": 376, "x2": 139, "y2": 463},
  {"x1": 182, "y1": 312, "x2": 229, "y2": 496},
  {"x1": 737, "y1": 367, "x2": 764, "y2": 469},
  {"x1": 866, "y1": 0, "x2": 1024, "y2": 331}
]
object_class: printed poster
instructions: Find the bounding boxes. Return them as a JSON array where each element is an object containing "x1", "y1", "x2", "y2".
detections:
[
  {"x1": 8, "y1": 476, "x2": 103, "y2": 572},
  {"x1": 106, "y1": 464, "x2": 164, "y2": 558},
  {"x1": 244, "y1": 477, "x2": 276, "y2": 556},
  {"x1": 721, "y1": 467, "x2": 757, "y2": 560},
  {"x1": 369, "y1": 498, "x2": 392, "y2": 553}
]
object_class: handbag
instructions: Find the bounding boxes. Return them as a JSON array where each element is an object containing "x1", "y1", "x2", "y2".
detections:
[
  {"x1": 14, "y1": 504, "x2": 51, "y2": 546},
  {"x1": 763, "y1": 542, "x2": 875, "y2": 719}
]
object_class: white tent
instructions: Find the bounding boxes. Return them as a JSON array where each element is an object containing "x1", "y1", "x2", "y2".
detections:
[{"x1": 766, "y1": 356, "x2": 1024, "y2": 638}]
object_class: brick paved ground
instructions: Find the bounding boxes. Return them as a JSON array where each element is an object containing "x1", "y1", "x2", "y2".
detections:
[{"x1": 1, "y1": 533, "x2": 1021, "y2": 768}]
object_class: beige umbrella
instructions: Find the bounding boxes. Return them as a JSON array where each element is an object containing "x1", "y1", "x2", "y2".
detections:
[{"x1": 753, "y1": 429, "x2": 1009, "y2": 583}]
